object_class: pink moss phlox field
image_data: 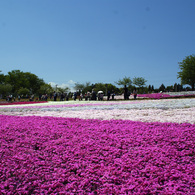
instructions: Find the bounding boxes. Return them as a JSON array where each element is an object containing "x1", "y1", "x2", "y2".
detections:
[
  {"x1": 138, "y1": 93, "x2": 171, "y2": 99},
  {"x1": 0, "y1": 115, "x2": 194, "y2": 194},
  {"x1": 0, "y1": 101, "x2": 47, "y2": 106},
  {"x1": 138, "y1": 93, "x2": 195, "y2": 99}
]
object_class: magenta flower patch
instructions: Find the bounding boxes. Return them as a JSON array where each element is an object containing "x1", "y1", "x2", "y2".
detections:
[
  {"x1": 138, "y1": 93, "x2": 195, "y2": 99},
  {"x1": 0, "y1": 115, "x2": 194, "y2": 194}
]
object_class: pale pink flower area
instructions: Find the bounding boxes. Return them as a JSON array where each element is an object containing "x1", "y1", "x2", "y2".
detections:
[
  {"x1": 0, "y1": 115, "x2": 195, "y2": 194},
  {"x1": 1, "y1": 98, "x2": 194, "y2": 124},
  {"x1": 8, "y1": 107, "x2": 193, "y2": 124}
]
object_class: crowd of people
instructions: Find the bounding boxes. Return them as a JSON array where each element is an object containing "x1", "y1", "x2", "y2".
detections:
[
  {"x1": 5, "y1": 86, "x2": 138, "y2": 102},
  {"x1": 73, "y1": 90, "x2": 102, "y2": 101}
]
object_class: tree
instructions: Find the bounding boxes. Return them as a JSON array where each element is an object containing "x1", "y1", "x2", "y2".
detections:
[
  {"x1": 24, "y1": 72, "x2": 45, "y2": 94},
  {"x1": 148, "y1": 85, "x2": 152, "y2": 92},
  {"x1": 5, "y1": 70, "x2": 25, "y2": 94},
  {"x1": 178, "y1": 55, "x2": 195, "y2": 90},
  {"x1": 133, "y1": 77, "x2": 147, "y2": 93},
  {"x1": 115, "y1": 76, "x2": 132, "y2": 87},
  {"x1": 38, "y1": 83, "x2": 54, "y2": 95},
  {"x1": 74, "y1": 82, "x2": 92, "y2": 94},
  {"x1": 0, "y1": 84, "x2": 12, "y2": 98},
  {"x1": 148, "y1": 85, "x2": 154, "y2": 93},
  {"x1": 174, "y1": 83, "x2": 178, "y2": 92},
  {"x1": 159, "y1": 84, "x2": 166, "y2": 92},
  {"x1": 92, "y1": 83, "x2": 119, "y2": 94},
  {"x1": 74, "y1": 83, "x2": 85, "y2": 92},
  {"x1": 5, "y1": 70, "x2": 45, "y2": 95},
  {"x1": 0, "y1": 71, "x2": 5, "y2": 84},
  {"x1": 166, "y1": 85, "x2": 173, "y2": 92},
  {"x1": 177, "y1": 83, "x2": 183, "y2": 91},
  {"x1": 83, "y1": 82, "x2": 93, "y2": 93},
  {"x1": 93, "y1": 83, "x2": 106, "y2": 94},
  {"x1": 133, "y1": 77, "x2": 147, "y2": 88},
  {"x1": 17, "y1": 87, "x2": 30, "y2": 96},
  {"x1": 105, "y1": 83, "x2": 120, "y2": 94},
  {"x1": 57, "y1": 87, "x2": 70, "y2": 94}
]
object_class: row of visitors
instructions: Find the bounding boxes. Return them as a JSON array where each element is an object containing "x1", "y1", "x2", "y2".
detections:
[
  {"x1": 73, "y1": 91, "x2": 98, "y2": 101},
  {"x1": 53, "y1": 88, "x2": 138, "y2": 101},
  {"x1": 124, "y1": 86, "x2": 137, "y2": 100},
  {"x1": 6, "y1": 94, "x2": 34, "y2": 102},
  {"x1": 6, "y1": 88, "x2": 138, "y2": 102},
  {"x1": 73, "y1": 90, "x2": 107, "y2": 101}
]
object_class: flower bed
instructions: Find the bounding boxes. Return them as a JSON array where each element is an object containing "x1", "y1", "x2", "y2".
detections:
[
  {"x1": 0, "y1": 101, "x2": 47, "y2": 106},
  {"x1": 138, "y1": 93, "x2": 195, "y2": 99},
  {"x1": 0, "y1": 115, "x2": 194, "y2": 194},
  {"x1": 0, "y1": 99, "x2": 195, "y2": 194},
  {"x1": 113, "y1": 91, "x2": 195, "y2": 100},
  {"x1": 1, "y1": 98, "x2": 194, "y2": 124},
  {"x1": 138, "y1": 93, "x2": 171, "y2": 99}
]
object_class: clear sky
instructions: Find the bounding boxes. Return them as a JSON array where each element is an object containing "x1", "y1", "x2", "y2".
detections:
[{"x1": 1, "y1": 0, "x2": 195, "y2": 91}]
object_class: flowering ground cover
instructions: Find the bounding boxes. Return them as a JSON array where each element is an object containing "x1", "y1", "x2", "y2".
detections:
[
  {"x1": 115, "y1": 91, "x2": 195, "y2": 100},
  {"x1": 1, "y1": 98, "x2": 194, "y2": 124},
  {"x1": 0, "y1": 115, "x2": 195, "y2": 194},
  {"x1": 0, "y1": 98, "x2": 195, "y2": 194},
  {"x1": 137, "y1": 93, "x2": 171, "y2": 99},
  {"x1": 0, "y1": 101, "x2": 47, "y2": 106},
  {"x1": 138, "y1": 93, "x2": 195, "y2": 99}
]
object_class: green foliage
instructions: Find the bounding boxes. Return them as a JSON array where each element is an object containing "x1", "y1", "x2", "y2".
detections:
[
  {"x1": 38, "y1": 83, "x2": 53, "y2": 95},
  {"x1": 5, "y1": 70, "x2": 26, "y2": 93},
  {"x1": 1, "y1": 64, "x2": 191, "y2": 99},
  {"x1": 5, "y1": 70, "x2": 45, "y2": 95},
  {"x1": 74, "y1": 82, "x2": 92, "y2": 94},
  {"x1": 57, "y1": 87, "x2": 69, "y2": 94},
  {"x1": 0, "y1": 71, "x2": 5, "y2": 84},
  {"x1": 74, "y1": 83, "x2": 86, "y2": 91},
  {"x1": 178, "y1": 54, "x2": 195, "y2": 90},
  {"x1": 176, "y1": 83, "x2": 183, "y2": 92},
  {"x1": 105, "y1": 83, "x2": 120, "y2": 94},
  {"x1": 93, "y1": 83, "x2": 106, "y2": 94},
  {"x1": 17, "y1": 87, "x2": 30, "y2": 96},
  {"x1": 0, "y1": 84, "x2": 12, "y2": 98},
  {"x1": 115, "y1": 76, "x2": 132, "y2": 87},
  {"x1": 147, "y1": 85, "x2": 154, "y2": 93},
  {"x1": 74, "y1": 82, "x2": 120, "y2": 95},
  {"x1": 133, "y1": 77, "x2": 147, "y2": 88},
  {"x1": 166, "y1": 85, "x2": 173, "y2": 92},
  {"x1": 132, "y1": 77, "x2": 147, "y2": 93},
  {"x1": 93, "y1": 83, "x2": 119, "y2": 94},
  {"x1": 24, "y1": 72, "x2": 45, "y2": 94},
  {"x1": 84, "y1": 82, "x2": 93, "y2": 93},
  {"x1": 159, "y1": 84, "x2": 166, "y2": 92}
]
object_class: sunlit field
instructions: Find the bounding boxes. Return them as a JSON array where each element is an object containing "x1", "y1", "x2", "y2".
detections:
[{"x1": 0, "y1": 97, "x2": 195, "y2": 194}]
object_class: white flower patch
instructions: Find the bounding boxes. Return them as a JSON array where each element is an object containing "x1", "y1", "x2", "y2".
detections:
[{"x1": 1, "y1": 98, "x2": 195, "y2": 124}]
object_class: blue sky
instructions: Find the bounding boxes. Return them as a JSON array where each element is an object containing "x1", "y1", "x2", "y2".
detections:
[{"x1": 0, "y1": 0, "x2": 195, "y2": 90}]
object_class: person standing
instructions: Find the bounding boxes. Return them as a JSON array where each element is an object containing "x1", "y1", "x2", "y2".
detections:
[
  {"x1": 54, "y1": 91, "x2": 57, "y2": 101},
  {"x1": 124, "y1": 85, "x2": 128, "y2": 100},
  {"x1": 107, "y1": 91, "x2": 111, "y2": 101},
  {"x1": 73, "y1": 92, "x2": 77, "y2": 101},
  {"x1": 133, "y1": 88, "x2": 137, "y2": 100}
]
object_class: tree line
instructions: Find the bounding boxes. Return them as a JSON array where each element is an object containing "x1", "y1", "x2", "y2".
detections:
[
  {"x1": 0, "y1": 70, "x2": 52, "y2": 99},
  {"x1": 0, "y1": 54, "x2": 194, "y2": 100}
]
